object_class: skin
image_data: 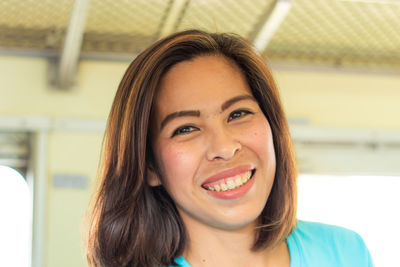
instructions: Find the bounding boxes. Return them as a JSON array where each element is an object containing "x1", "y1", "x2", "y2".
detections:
[{"x1": 150, "y1": 55, "x2": 290, "y2": 266}]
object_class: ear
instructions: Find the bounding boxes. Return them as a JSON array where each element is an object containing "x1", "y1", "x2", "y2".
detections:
[{"x1": 147, "y1": 165, "x2": 162, "y2": 187}]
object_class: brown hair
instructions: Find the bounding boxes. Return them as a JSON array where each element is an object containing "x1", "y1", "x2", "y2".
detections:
[{"x1": 86, "y1": 30, "x2": 297, "y2": 267}]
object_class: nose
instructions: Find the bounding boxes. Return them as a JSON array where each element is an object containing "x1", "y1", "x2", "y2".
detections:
[{"x1": 205, "y1": 124, "x2": 241, "y2": 161}]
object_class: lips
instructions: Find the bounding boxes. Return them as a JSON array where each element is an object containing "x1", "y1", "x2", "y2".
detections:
[
  {"x1": 201, "y1": 165, "x2": 256, "y2": 200},
  {"x1": 202, "y1": 165, "x2": 255, "y2": 186}
]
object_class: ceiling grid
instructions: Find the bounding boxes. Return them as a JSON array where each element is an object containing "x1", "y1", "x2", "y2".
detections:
[
  {"x1": 177, "y1": 0, "x2": 275, "y2": 38},
  {"x1": 265, "y1": 0, "x2": 400, "y2": 69},
  {"x1": 0, "y1": 0, "x2": 398, "y2": 71}
]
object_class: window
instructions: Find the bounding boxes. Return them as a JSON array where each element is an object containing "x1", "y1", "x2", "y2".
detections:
[
  {"x1": 297, "y1": 174, "x2": 400, "y2": 267},
  {"x1": 0, "y1": 165, "x2": 32, "y2": 267}
]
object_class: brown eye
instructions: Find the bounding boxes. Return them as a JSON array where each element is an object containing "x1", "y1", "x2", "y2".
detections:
[
  {"x1": 171, "y1": 125, "x2": 199, "y2": 138},
  {"x1": 228, "y1": 109, "x2": 254, "y2": 122}
]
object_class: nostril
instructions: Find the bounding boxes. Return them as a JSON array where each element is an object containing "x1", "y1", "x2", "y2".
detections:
[
  {"x1": 205, "y1": 130, "x2": 242, "y2": 161},
  {"x1": 206, "y1": 142, "x2": 242, "y2": 161}
]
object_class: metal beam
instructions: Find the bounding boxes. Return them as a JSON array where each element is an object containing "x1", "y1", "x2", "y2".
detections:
[
  {"x1": 1, "y1": 116, "x2": 400, "y2": 147},
  {"x1": 0, "y1": 116, "x2": 105, "y2": 133},
  {"x1": 253, "y1": 0, "x2": 292, "y2": 53},
  {"x1": 57, "y1": 0, "x2": 91, "y2": 89},
  {"x1": 30, "y1": 131, "x2": 47, "y2": 267},
  {"x1": 2, "y1": 48, "x2": 399, "y2": 75}
]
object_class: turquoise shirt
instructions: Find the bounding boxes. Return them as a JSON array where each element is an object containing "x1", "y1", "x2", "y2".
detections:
[{"x1": 172, "y1": 221, "x2": 374, "y2": 267}]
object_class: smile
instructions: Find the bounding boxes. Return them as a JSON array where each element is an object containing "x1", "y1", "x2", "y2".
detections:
[{"x1": 202, "y1": 170, "x2": 255, "y2": 192}]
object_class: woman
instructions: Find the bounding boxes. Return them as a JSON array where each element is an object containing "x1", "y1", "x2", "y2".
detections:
[{"x1": 86, "y1": 30, "x2": 373, "y2": 267}]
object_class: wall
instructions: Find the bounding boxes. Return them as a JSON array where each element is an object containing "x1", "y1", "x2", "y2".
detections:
[
  {"x1": 275, "y1": 69, "x2": 400, "y2": 129},
  {"x1": 0, "y1": 56, "x2": 399, "y2": 267}
]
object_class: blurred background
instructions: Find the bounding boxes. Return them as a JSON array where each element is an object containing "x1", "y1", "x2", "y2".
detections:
[{"x1": 0, "y1": 0, "x2": 399, "y2": 266}]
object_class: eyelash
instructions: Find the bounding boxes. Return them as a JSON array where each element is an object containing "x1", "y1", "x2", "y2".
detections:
[
  {"x1": 171, "y1": 125, "x2": 198, "y2": 137},
  {"x1": 171, "y1": 109, "x2": 254, "y2": 138},
  {"x1": 228, "y1": 109, "x2": 254, "y2": 122}
]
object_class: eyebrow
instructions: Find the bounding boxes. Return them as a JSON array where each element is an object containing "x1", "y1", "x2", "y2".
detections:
[{"x1": 159, "y1": 94, "x2": 256, "y2": 131}]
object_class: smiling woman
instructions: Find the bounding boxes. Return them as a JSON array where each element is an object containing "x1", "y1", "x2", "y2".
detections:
[
  {"x1": 85, "y1": 30, "x2": 373, "y2": 267},
  {"x1": 148, "y1": 55, "x2": 277, "y2": 238}
]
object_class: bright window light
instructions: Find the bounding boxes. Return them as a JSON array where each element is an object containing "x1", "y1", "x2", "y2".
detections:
[
  {"x1": 0, "y1": 165, "x2": 32, "y2": 267},
  {"x1": 297, "y1": 174, "x2": 400, "y2": 267}
]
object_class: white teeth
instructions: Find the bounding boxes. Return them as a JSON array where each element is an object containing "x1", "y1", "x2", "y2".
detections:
[
  {"x1": 227, "y1": 180, "x2": 235, "y2": 189},
  {"x1": 241, "y1": 171, "x2": 251, "y2": 183},
  {"x1": 235, "y1": 177, "x2": 243, "y2": 186},
  {"x1": 221, "y1": 183, "x2": 228, "y2": 191},
  {"x1": 205, "y1": 170, "x2": 253, "y2": 192}
]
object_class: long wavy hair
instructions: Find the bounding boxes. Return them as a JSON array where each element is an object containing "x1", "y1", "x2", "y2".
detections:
[{"x1": 86, "y1": 30, "x2": 297, "y2": 267}]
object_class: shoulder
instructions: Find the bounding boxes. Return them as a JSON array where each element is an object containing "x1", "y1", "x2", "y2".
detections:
[
  {"x1": 292, "y1": 220, "x2": 365, "y2": 245},
  {"x1": 287, "y1": 220, "x2": 374, "y2": 267}
]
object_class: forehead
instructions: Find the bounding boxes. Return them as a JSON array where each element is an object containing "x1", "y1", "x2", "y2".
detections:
[{"x1": 154, "y1": 55, "x2": 252, "y2": 113}]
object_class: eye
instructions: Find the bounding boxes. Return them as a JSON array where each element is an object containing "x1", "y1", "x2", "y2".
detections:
[
  {"x1": 171, "y1": 125, "x2": 199, "y2": 138},
  {"x1": 228, "y1": 109, "x2": 254, "y2": 122}
]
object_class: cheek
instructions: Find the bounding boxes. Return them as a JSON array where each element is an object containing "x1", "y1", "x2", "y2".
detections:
[
  {"x1": 158, "y1": 142, "x2": 202, "y2": 187},
  {"x1": 243, "y1": 118, "x2": 276, "y2": 163}
]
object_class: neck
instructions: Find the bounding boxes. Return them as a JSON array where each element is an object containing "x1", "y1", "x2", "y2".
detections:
[{"x1": 181, "y1": 214, "x2": 290, "y2": 267}]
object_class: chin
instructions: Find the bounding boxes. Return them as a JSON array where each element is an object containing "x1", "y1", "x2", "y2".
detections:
[{"x1": 208, "y1": 211, "x2": 262, "y2": 231}]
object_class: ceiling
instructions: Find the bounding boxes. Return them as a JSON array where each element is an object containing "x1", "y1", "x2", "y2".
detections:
[{"x1": 0, "y1": 0, "x2": 399, "y2": 72}]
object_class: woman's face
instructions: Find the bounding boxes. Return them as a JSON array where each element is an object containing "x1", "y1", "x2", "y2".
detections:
[{"x1": 150, "y1": 55, "x2": 276, "y2": 231}]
